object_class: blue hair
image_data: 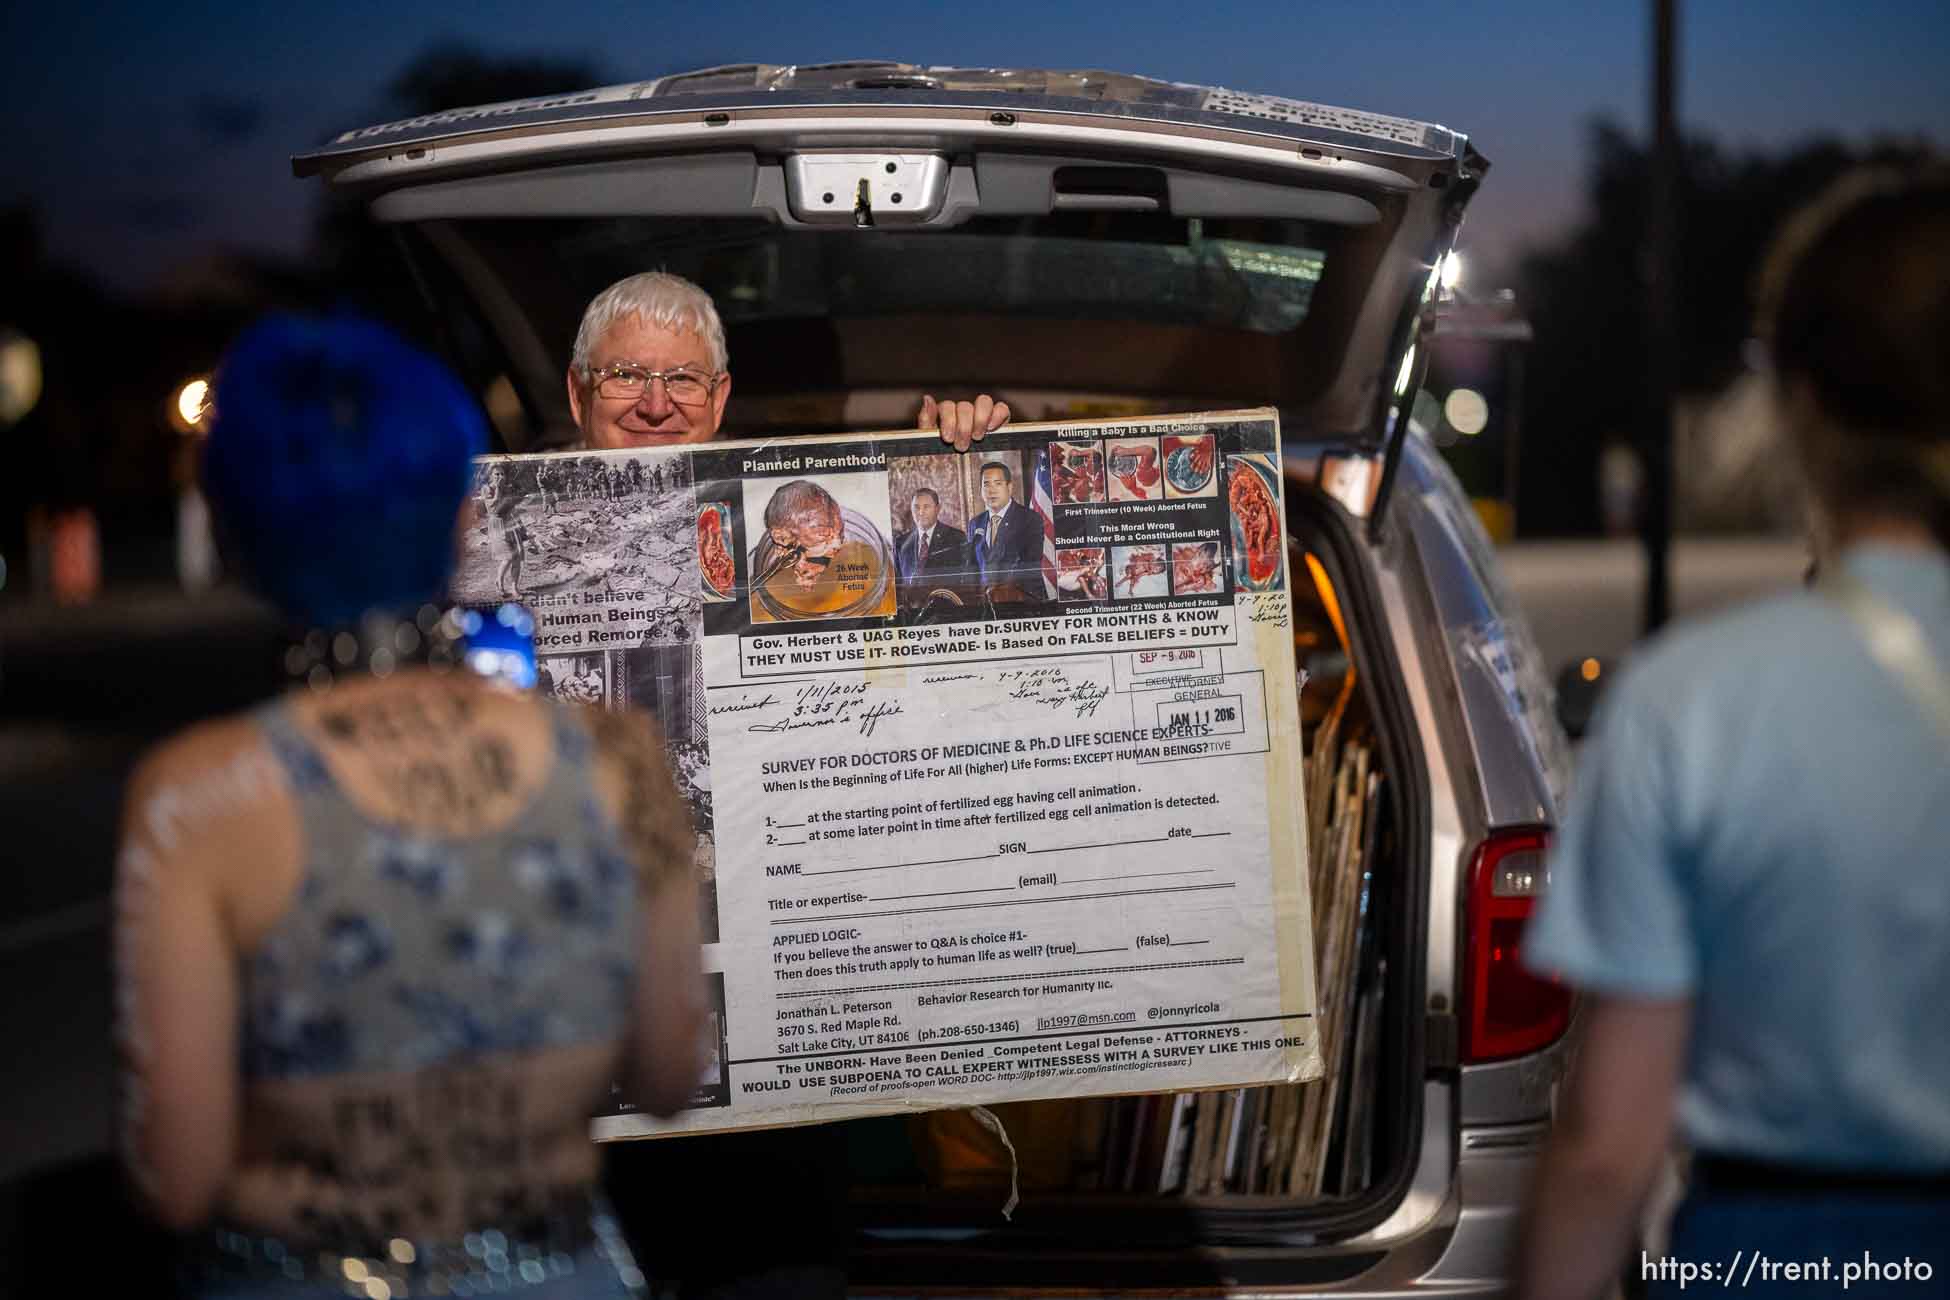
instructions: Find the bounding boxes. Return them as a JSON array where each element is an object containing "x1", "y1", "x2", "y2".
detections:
[{"x1": 202, "y1": 314, "x2": 487, "y2": 626}]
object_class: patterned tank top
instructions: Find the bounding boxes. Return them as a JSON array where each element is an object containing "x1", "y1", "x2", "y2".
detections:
[{"x1": 243, "y1": 698, "x2": 638, "y2": 1079}]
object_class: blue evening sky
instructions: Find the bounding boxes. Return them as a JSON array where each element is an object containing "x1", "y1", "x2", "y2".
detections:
[{"x1": 5, "y1": 0, "x2": 1946, "y2": 293}]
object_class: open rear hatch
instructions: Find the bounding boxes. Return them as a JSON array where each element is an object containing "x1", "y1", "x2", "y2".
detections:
[
  {"x1": 297, "y1": 61, "x2": 1474, "y2": 1282},
  {"x1": 295, "y1": 61, "x2": 1484, "y2": 462}
]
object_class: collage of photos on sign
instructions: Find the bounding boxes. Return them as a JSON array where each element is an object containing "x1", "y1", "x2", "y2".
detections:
[
  {"x1": 1162, "y1": 431, "x2": 1220, "y2": 498},
  {"x1": 885, "y1": 447, "x2": 1048, "y2": 617},
  {"x1": 455, "y1": 452, "x2": 697, "y2": 634},
  {"x1": 691, "y1": 423, "x2": 1279, "y2": 634},
  {"x1": 1226, "y1": 451, "x2": 1285, "y2": 592},
  {"x1": 537, "y1": 652, "x2": 608, "y2": 706},
  {"x1": 1051, "y1": 437, "x2": 1112, "y2": 602},
  {"x1": 1054, "y1": 547, "x2": 1108, "y2": 601},
  {"x1": 1111, "y1": 544, "x2": 1169, "y2": 598},
  {"x1": 742, "y1": 473, "x2": 899, "y2": 625},
  {"x1": 1105, "y1": 437, "x2": 1163, "y2": 502},
  {"x1": 701, "y1": 446, "x2": 1057, "y2": 628},
  {"x1": 451, "y1": 446, "x2": 721, "y2": 948},
  {"x1": 1043, "y1": 426, "x2": 1247, "y2": 601}
]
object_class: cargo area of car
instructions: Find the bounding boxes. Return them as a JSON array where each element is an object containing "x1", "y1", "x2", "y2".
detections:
[
  {"x1": 795, "y1": 485, "x2": 1429, "y2": 1284},
  {"x1": 565, "y1": 475, "x2": 1434, "y2": 1292}
]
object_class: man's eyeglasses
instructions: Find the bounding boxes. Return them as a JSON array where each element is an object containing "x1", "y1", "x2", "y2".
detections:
[{"x1": 591, "y1": 364, "x2": 721, "y2": 406}]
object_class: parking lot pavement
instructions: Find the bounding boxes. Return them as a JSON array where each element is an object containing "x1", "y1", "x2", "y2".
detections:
[
  {"x1": 0, "y1": 922, "x2": 116, "y2": 1180},
  {"x1": 2, "y1": 590, "x2": 278, "y2": 1189},
  {"x1": 0, "y1": 729, "x2": 131, "y2": 1185},
  {"x1": 1499, "y1": 536, "x2": 1806, "y2": 672}
]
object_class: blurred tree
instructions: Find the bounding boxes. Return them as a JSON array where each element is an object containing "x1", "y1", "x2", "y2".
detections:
[
  {"x1": 1512, "y1": 122, "x2": 1932, "y2": 536},
  {"x1": 386, "y1": 42, "x2": 607, "y2": 116},
  {"x1": 1, "y1": 206, "x2": 122, "y2": 589},
  {"x1": 311, "y1": 42, "x2": 607, "y2": 360}
]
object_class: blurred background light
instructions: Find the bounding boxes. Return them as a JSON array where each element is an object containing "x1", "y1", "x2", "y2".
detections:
[
  {"x1": 169, "y1": 376, "x2": 212, "y2": 434},
  {"x1": 1439, "y1": 251, "x2": 1464, "y2": 295},
  {"x1": 1444, "y1": 387, "x2": 1491, "y2": 436},
  {"x1": 0, "y1": 332, "x2": 43, "y2": 428}
]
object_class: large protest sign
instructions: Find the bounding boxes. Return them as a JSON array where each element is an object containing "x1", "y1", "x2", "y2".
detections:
[{"x1": 451, "y1": 409, "x2": 1320, "y2": 1137}]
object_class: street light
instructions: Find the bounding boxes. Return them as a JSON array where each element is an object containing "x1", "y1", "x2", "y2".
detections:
[
  {"x1": 169, "y1": 375, "x2": 213, "y2": 434},
  {"x1": 0, "y1": 331, "x2": 43, "y2": 429},
  {"x1": 1444, "y1": 387, "x2": 1490, "y2": 437}
]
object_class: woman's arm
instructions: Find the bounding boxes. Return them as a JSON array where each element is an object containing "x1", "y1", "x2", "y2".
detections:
[
  {"x1": 114, "y1": 730, "x2": 279, "y2": 1229},
  {"x1": 1517, "y1": 994, "x2": 1691, "y2": 1300},
  {"x1": 586, "y1": 707, "x2": 709, "y2": 1115},
  {"x1": 632, "y1": 872, "x2": 710, "y2": 1116}
]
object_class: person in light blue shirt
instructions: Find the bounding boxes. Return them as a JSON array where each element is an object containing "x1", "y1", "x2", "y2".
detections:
[{"x1": 1518, "y1": 165, "x2": 1950, "y2": 1300}]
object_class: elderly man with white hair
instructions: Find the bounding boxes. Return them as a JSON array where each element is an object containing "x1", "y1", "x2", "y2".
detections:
[{"x1": 566, "y1": 270, "x2": 1007, "y2": 452}]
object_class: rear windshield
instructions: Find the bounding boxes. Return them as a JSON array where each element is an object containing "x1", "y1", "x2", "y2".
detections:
[
  {"x1": 416, "y1": 212, "x2": 1386, "y2": 439},
  {"x1": 557, "y1": 216, "x2": 1326, "y2": 333}
]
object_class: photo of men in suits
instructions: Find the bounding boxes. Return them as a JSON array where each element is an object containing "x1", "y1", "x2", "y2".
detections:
[
  {"x1": 895, "y1": 488, "x2": 967, "y2": 590},
  {"x1": 966, "y1": 460, "x2": 1047, "y2": 599}
]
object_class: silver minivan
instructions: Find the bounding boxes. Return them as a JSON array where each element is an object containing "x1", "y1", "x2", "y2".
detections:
[{"x1": 297, "y1": 61, "x2": 1577, "y2": 1295}]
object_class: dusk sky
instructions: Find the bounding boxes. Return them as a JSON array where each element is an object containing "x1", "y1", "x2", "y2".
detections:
[{"x1": 7, "y1": 0, "x2": 1948, "y2": 294}]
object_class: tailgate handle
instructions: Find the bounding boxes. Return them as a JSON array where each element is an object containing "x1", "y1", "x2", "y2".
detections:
[{"x1": 1050, "y1": 165, "x2": 1167, "y2": 212}]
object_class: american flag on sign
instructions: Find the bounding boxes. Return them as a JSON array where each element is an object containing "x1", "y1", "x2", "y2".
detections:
[{"x1": 1031, "y1": 447, "x2": 1058, "y2": 599}]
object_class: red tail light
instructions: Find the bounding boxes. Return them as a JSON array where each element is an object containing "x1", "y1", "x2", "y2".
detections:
[{"x1": 1462, "y1": 828, "x2": 1572, "y2": 1063}]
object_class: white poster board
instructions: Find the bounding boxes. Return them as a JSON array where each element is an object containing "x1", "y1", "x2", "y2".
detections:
[{"x1": 452, "y1": 409, "x2": 1320, "y2": 1137}]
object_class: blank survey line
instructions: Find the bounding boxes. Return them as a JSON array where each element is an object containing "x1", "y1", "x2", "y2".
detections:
[
  {"x1": 1169, "y1": 939, "x2": 1211, "y2": 947},
  {"x1": 1028, "y1": 831, "x2": 1232, "y2": 855},
  {"x1": 872, "y1": 887, "x2": 1016, "y2": 902},
  {"x1": 1058, "y1": 869, "x2": 1215, "y2": 885},
  {"x1": 1072, "y1": 946, "x2": 1129, "y2": 955},
  {"x1": 774, "y1": 881, "x2": 1236, "y2": 925},
  {"x1": 772, "y1": 839, "x2": 807, "y2": 847},
  {"x1": 803, "y1": 851, "x2": 998, "y2": 877}
]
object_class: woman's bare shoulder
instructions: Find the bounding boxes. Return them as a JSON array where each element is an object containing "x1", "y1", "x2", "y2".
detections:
[
  {"x1": 121, "y1": 709, "x2": 294, "y2": 856},
  {"x1": 131, "y1": 711, "x2": 276, "y2": 785}
]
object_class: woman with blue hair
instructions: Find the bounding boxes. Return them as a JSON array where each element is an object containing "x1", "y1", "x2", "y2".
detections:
[{"x1": 113, "y1": 315, "x2": 706, "y2": 1297}]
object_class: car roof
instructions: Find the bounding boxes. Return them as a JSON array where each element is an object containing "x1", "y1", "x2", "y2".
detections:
[{"x1": 294, "y1": 61, "x2": 1472, "y2": 178}]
